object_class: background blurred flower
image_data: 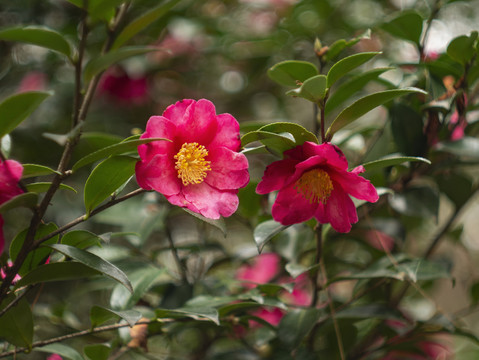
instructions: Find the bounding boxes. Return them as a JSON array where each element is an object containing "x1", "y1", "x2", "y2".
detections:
[
  {"x1": 17, "y1": 71, "x2": 47, "y2": 93},
  {"x1": 98, "y1": 66, "x2": 149, "y2": 105}
]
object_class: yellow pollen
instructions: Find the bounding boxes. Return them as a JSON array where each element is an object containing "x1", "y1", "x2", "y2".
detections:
[
  {"x1": 295, "y1": 169, "x2": 333, "y2": 204},
  {"x1": 174, "y1": 142, "x2": 211, "y2": 186}
]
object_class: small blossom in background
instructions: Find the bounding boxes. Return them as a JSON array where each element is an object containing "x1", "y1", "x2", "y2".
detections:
[
  {"x1": 135, "y1": 99, "x2": 249, "y2": 219},
  {"x1": 0, "y1": 159, "x2": 23, "y2": 254},
  {"x1": 256, "y1": 142, "x2": 378, "y2": 233},
  {"x1": 46, "y1": 354, "x2": 63, "y2": 360},
  {"x1": 449, "y1": 94, "x2": 468, "y2": 141},
  {"x1": 98, "y1": 67, "x2": 149, "y2": 105},
  {"x1": 17, "y1": 71, "x2": 47, "y2": 93}
]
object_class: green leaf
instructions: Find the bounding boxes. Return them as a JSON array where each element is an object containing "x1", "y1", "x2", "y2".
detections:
[
  {"x1": 72, "y1": 137, "x2": 169, "y2": 172},
  {"x1": 47, "y1": 243, "x2": 133, "y2": 293},
  {"x1": 390, "y1": 104, "x2": 428, "y2": 156},
  {"x1": 326, "y1": 87, "x2": 426, "y2": 139},
  {"x1": 336, "y1": 304, "x2": 403, "y2": 321},
  {"x1": 25, "y1": 182, "x2": 77, "y2": 194},
  {"x1": 0, "y1": 91, "x2": 52, "y2": 138},
  {"x1": 89, "y1": 0, "x2": 126, "y2": 22},
  {"x1": 84, "y1": 344, "x2": 112, "y2": 360},
  {"x1": 0, "y1": 25, "x2": 72, "y2": 58},
  {"x1": 182, "y1": 208, "x2": 227, "y2": 235},
  {"x1": 286, "y1": 75, "x2": 328, "y2": 103},
  {"x1": 362, "y1": 155, "x2": 430, "y2": 172},
  {"x1": 155, "y1": 307, "x2": 219, "y2": 325},
  {"x1": 326, "y1": 52, "x2": 380, "y2": 88},
  {"x1": 435, "y1": 137, "x2": 479, "y2": 159},
  {"x1": 14, "y1": 262, "x2": 102, "y2": 290},
  {"x1": 62, "y1": 230, "x2": 103, "y2": 249},
  {"x1": 278, "y1": 308, "x2": 321, "y2": 349},
  {"x1": 389, "y1": 186, "x2": 439, "y2": 219},
  {"x1": 84, "y1": 155, "x2": 137, "y2": 215},
  {"x1": 381, "y1": 11, "x2": 424, "y2": 45},
  {"x1": 250, "y1": 122, "x2": 318, "y2": 146},
  {"x1": 267, "y1": 60, "x2": 319, "y2": 87},
  {"x1": 324, "y1": 29, "x2": 371, "y2": 62},
  {"x1": 325, "y1": 67, "x2": 394, "y2": 115},
  {"x1": 0, "y1": 192, "x2": 38, "y2": 214},
  {"x1": 241, "y1": 130, "x2": 296, "y2": 157},
  {"x1": 436, "y1": 171, "x2": 474, "y2": 208},
  {"x1": 10, "y1": 222, "x2": 59, "y2": 276},
  {"x1": 21, "y1": 164, "x2": 61, "y2": 178},
  {"x1": 0, "y1": 294, "x2": 33, "y2": 348},
  {"x1": 83, "y1": 46, "x2": 160, "y2": 81},
  {"x1": 36, "y1": 343, "x2": 83, "y2": 360},
  {"x1": 447, "y1": 31, "x2": 478, "y2": 65},
  {"x1": 112, "y1": 0, "x2": 181, "y2": 50},
  {"x1": 90, "y1": 306, "x2": 142, "y2": 328},
  {"x1": 254, "y1": 220, "x2": 290, "y2": 253}
]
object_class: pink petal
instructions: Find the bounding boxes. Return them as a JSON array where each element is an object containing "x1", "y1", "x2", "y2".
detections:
[
  {"x1": 162, "y1": 99, "x2": 195, "y2": 122},
  {"x1": 208, "y1": 113, "x2": 241, "y2": 151},
  {"x1": 182, "y1": 182, "x2": 239, "y2": 219},
  {"x1": 250, "y1": 307, "x2": 284, "y2": 327},
  {"x1": 0, "y1": 216, "x2": 4, "y2": 254},
  {"x1": 236, "y1": 253, "x2": 281, "y2": 287},
  {"x1": 271, "y1": 183, "x2": 317, "y2": 225},
  {"x1": 256, "y1": 159, "x2": 299, "y2": 194},
  {"x1": 138, "y1": 116, "x2": 176, "y2": 162},
  {"x1": 166, "y1": 191, "x2": 201, "y2": 214},
  {"x1": 0, "y1": 160, "x2": 23, "y2": 204},
  {"x1": 320, "y1": 186, "x2": 358, "y2": 233},
  {"x1": 303, "y1": 142, "x2": 348, "y2": 170},
  {"x1": 206, "y1": 147, "x2": 249, "y2": 190},
  {"x1": 328, "y1": 168, "x2": 379, "y2": 202},
  {"x1": 176, "y1": 99, "x2": 218, "y2": 145},
  {"x1": 135, "y1": 154, "x2": 181, "y2": 196}
]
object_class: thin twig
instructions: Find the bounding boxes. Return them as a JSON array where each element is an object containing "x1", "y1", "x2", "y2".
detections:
[{"x1": 310, "y1": 223, "x2": 323, "y2": 307}]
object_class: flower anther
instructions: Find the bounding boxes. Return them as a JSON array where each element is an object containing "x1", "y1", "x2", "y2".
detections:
[
  {"x1": 174, "y1": 142, "x2": 212, "y2": 186},
  {"x1": 295, "y1": 168, "x2": 333, "y2": 204}
]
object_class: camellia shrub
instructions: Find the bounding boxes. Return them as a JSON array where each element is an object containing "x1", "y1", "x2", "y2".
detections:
[{"x1": 0, "y1": 0, "x2": 478, "y2": 359}]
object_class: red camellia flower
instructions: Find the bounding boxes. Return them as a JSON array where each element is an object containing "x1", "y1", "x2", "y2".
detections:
[
  {"x1": 256, "y1": 142, "x2": 378, "y2": 233},
  {"x1": 0, "y1": 160, "x2": 23, "y2": 253},
  {"x1": 135, "y1": 99, "x2": 250, "y2": 219}
]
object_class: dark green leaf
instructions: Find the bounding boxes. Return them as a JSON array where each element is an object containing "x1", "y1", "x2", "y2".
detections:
[
  {"x1": 0, "y1": 294, "x2": 33, "y2": 348},
  {"x1": 326, "y1": 87, "x2": 426, "y2": 139},
  {"x1": 182, "y1": 208, "x2": 227, "y2": 235},
  {"x1": 267, "y1": 60, "x2": 319, "y2": 87},
  {"x1": 155, "y1": 307, "x2": 219, "y2": 325},
  {"x1": 84, "y1": 155, "x2": 137, "y2": 214},
  {"x1": 0, "y1": 26, "x2": 72, "y2": 58},
  {"x1": 447, "y1": 32, "x2": 478, "y2": 65},
  {"x1": 26, "y1": 182, "x2": 77, "y2": 194},
  {"x1": 470, "y1": 282, "x2": 479, "y2": 304},
  {"x1": 381, "y1": 11, "x2": 424, "y2": 45},
  {"x1": 47, "y1": 243, "x2": 133, "y2": 293},
  {"x1": 14, "y1": 262, "x2": 102, "y2": 290},
  {"x1": 0, "y1": 91, "x2": 52, "y2": 138},
  {"x1": 21, "y1": 164, "x2": 61, "y2": 178},
  {"x1": 0, "y1": 192, "x2": 38, "y2": 214},
  {"x1": 390, "y1": 104, "x2": 428, "y2": 156},
  {"x1": 336, "y1": 304, "x2": 403, "y2": 321},
  {"x1": 35, "y1": 343, "x2": 83, "y2": 360},
  {"x1": 84, "y1": 344, "x2": 112, "y2": 360},
  {"x1": 61, "y1": 230, "x2": 103, "y2": 249},
  {"x1": 112, "y1": 0, "x2": 181, "y2": 49},
  {"x1": 241, "y1": 130, "x2": 296, "y2": 157},
  {"x1": 255, "y1": 122, "x2": 318, "y2": 145},
  {"x1": 389, "y1": 186, "x2": 439, "y2": 219},
  {"x1": 436, "y1": 171, "x2": 473, "y2": 208},
  {"x1": 362, "y1": 156, "x2": 430, "y2": 172},
  {"x1": 89, "y1": 0, "x2": 126, "y2": 22},
  {"x1": 72, "y1": 137, "x2": 169, "y2": 171},
  {"x1": 286, "y1": 75, "x2": 327, "y2": 103},
  {"x1": 326, "y1": 52, "x2": 380, "y2": 88},
  {"x1": 435, "y1": 137, "x2": 479, "y2": 159},
  {"x1": 254, "y1": 220, "x2": 290, "y2": 253},
  {"x1": 90, "y1": 306, "x2": 142, "y2": 328},
  {"x1": 278, "y1": 308, "x2": 321, "y2": 349}
]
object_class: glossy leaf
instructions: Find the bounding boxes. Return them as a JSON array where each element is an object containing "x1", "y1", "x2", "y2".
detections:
[
  {"x1": 84, "y1": 155, "x2": 137, "y2": 215},
  {"x1": 0, "y1": 25, "x2": 72, "y2": 58},
  {"x1": 286, "y1": 74, "x2": 328, "y2": 103},
  {"x1": 89, "y1": 0, "x2": 127, "y2": 22},
  {"x1": 10, "y1": 222, "x2": 59, "y2": 276},
  {"x1": 254, "y1": 220, "x2": 290, "y2": 253},
  {"x1": 84, "y1": 344, "x2": 112, "y2": 360},
  {"x1": 22, "y1": 163, "x2": 60, "y2": 178},
  {"x1": 35, "y1": 343, "x2": 83, "y2": 360},
  {"x1": 112, "y1": 0, "x2": 181, "y2": 49},
  {"x1": 267, "y1": 60, "x2": 318, "y2": 87},
  {"x1": 61, "y1": 230, "x2": 103, "y2": 249},
  {"x1": 326, "y1": 87, "x2": 426, "y2": 139},
  {"x1": 381, "y1": 11, "x2": 424, "y2": 45},
  {"x1": 324, "y1": 29, "x2": 371, "y2": 62},
  {"x1": 447, "y1": 32, "x2": 478, "y2": 65},
  {"x1": 0, "y1": 91, "x2": 52, "y2": 138},
  {"x1": 155, "y1": 307, "x2": 219, "y2": 325},
  {"x1": 26, "y1": 182, "x2": 77, "y2": 194},
  {"x1": 0, "y1": 192, "x2": 38, "y2": 214},
  {"x1": 326, "y1": 52, "x2": 380, "y2": 88},
  {"x1": 90, "y1": 306, "x2": 142, "y2": 328},
  {"x1": 14, "y1": 262, "x2": 102, "y2": 290},
  {"x1": 182, "y1": 208, "x2": 227, "y2": 235},
  {"x1": 84, "y1": 46, "x2": 160, "y2": 81},
  {"x1": 0, "y1": 294, "x2": 33, "y2": 348},
  {"x1": 278, "y1": 308, "x2": 321, "y2": 349},
  {"x1": 435, "y1": 137, "x2": 479, "y2": 159},
  {"x1": 241, "y1": 130, "x2": 296, "y2": 157},
  {"x1": 390, "y1": 103, "x2": 428, "y2": 156},
  {"x1": 362, "y1": 155, "x2": 430, "y2": 172},
  {"x1": 255, "y1": 122, "x2": 318, "y2": 145},
  {"x1": 72, "y1": 137, "x2": 169, "y2": 171},
  {"x1": 47, "y1": 244, "x2": 133, "y2": 293}
]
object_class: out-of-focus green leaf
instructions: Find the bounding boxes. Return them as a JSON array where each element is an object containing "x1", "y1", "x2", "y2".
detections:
[
  {"x1": 447, "y1": 31, "x2": 478, "y2": 65},
  {"x1": 324, "y1": 29, "x2": 371, "y2": 62},
  {"x1": 389, "y1": 186, "x2": 440, "y2": 219},
  {"x1": 0, "y1": 26, "x2": 72, "y2": 58},
  {"x1": 0, "y1": 294, "x2": 33, "y2": 348},
  {"x1": 155, "y1": 307, "x2": 219, "y2": 325},
  {"x1": 278, "y1": 308, "x2": 321, "y2": 349},
  {"x1": 14, "y1": 262, "x2": 102, "y2": 290},
  {"x1": 84, "y1": 344, "x2": 112, "y2": 360},
  {"x1": 83, "y1": 46, "x2": 160, "y2": 81},
  {"x1": 10, "y1": 222, "x2": 59, "y2": 276},
  {"x1": 435, "y1": 137, "x2": 479, "y2": 159},
  {"x1": 0, "y1": 192, "x2": 38, "y2": 214},
  {"x1": 325, "y1": 67, "x2": 393, "y2": 115},
  {"x1": 47, "y1": 244, "x2": 133, "y2": 293},
  {"x1": 267, "y1": 60, "x2": 318, "y2": 87},
  {"x1": 362, "y1": 155, "x2": 430, "y2": 172},
  {"x1": 72, "y1": 137, "x2": 169, "y2": 172},
  {"x1": 0, "y1": 91, "x2": 52, "y2": 138},
  {"x1": 84, "y1": 155, "x2": 137, "y2": 215},
  {"x1": 241, "y1": 130, "x2": 296, "y2": 157},
  {"x1": 112, "y1": 0, "x2": 181, "y2": 49},
  {"x1": 326, "y1": 52, "x2": 380, "y2": 88},
  {"x1": 182, "y1": 208, "x2": 227, "y2": 235},
  {"x1": 470, "y1": 282, "x2": 479, "y2": 304},
  {"x1": 90, "y1": 306, "x2": 142, "y2": 328},
  {"x1": 381, "y1": 11, "x2": 424, "y2": 45},
  {"x1": 390, "y1": 104, "x2": 428, "y2": 156},
  {"x1": 286, "y1": 75, "x2": 327, "y2": 103},
  {"x1": 336, "y1": 304, "x2": 403, "y2": 321},
  {"x1": 25, "y1": 182, "x2": 77, "y2": 194},
  {"x1": 89, "y1": 0, "x2": 126, "y2": 22},
  {"x1": 436, "y1": 171, "x2": 473, "y2": 208},
  {"x1": 254, "y1": 220, "x2": 290, "y2": 253},
  {"x1": 255, "y1": 122, "x2": 318, "y2": 145},
  {"x1": 35, "y1": 343, "x2": 83, "y2": 360},
  {"x1": 326, "y1": 88, "x2": 426, "y2": 139},
  {"x1": 21, "y1": 164, "x2": 61, "y2": 178},
  {"x1": 62, "y1": 230, "x2": 103, "y2": 249}
]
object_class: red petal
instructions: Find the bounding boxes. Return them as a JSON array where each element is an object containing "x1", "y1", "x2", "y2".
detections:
[
  {"x1": 135, "y1": 154, "x2": 181, "y2": 196},
  {"x1": 182, "y1": 182, "x2": 239, "y2": 219},
  {"x1": 271, "y1": 183, "x2": 317, "y2": 225},
  {"x1": 256, "y1": 159, "x2": 298, "y2": 194},
  {"x1": 206, "y1": 147, "x2": 249, "y2": 190}
]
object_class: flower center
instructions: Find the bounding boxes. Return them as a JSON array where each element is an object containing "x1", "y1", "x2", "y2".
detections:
[
  {"x1": 295, "y1": 169, "x2": 333, "y2": 204},
  {"x1": 174, "y1": 142, "x2": 212, "y2": 186}
]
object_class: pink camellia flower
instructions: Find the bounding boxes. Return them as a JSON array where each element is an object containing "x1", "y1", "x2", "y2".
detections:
[
  {"x1": 135, "y1": 99, "x2": 249, "y2": 219},
  {"x1": 256, "y1": 142, "x2": 379, "y2": 233},
  {"x1": 236, "y1": 252, "x2": 280, "y2": 289},
  {"x1": 47, "y1": 354, "x2": 63, "y2": 360},
  {"x1": 98, "y1": 67, "x2": 149, "y2": 105},
  {"x1": 0, "y1": 160, "x2": 23, "y2": 253},
  {"x1": 17, "y1": 71, "x2": 47, "y2": 93}
]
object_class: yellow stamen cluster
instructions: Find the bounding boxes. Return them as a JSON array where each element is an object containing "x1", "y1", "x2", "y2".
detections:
[
  {"x1": 295, "y1": 169, "x2": 333, "y2": 204},
  {"x1": 174, "y1": 142, "x2": 211, "y2": 186}
]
